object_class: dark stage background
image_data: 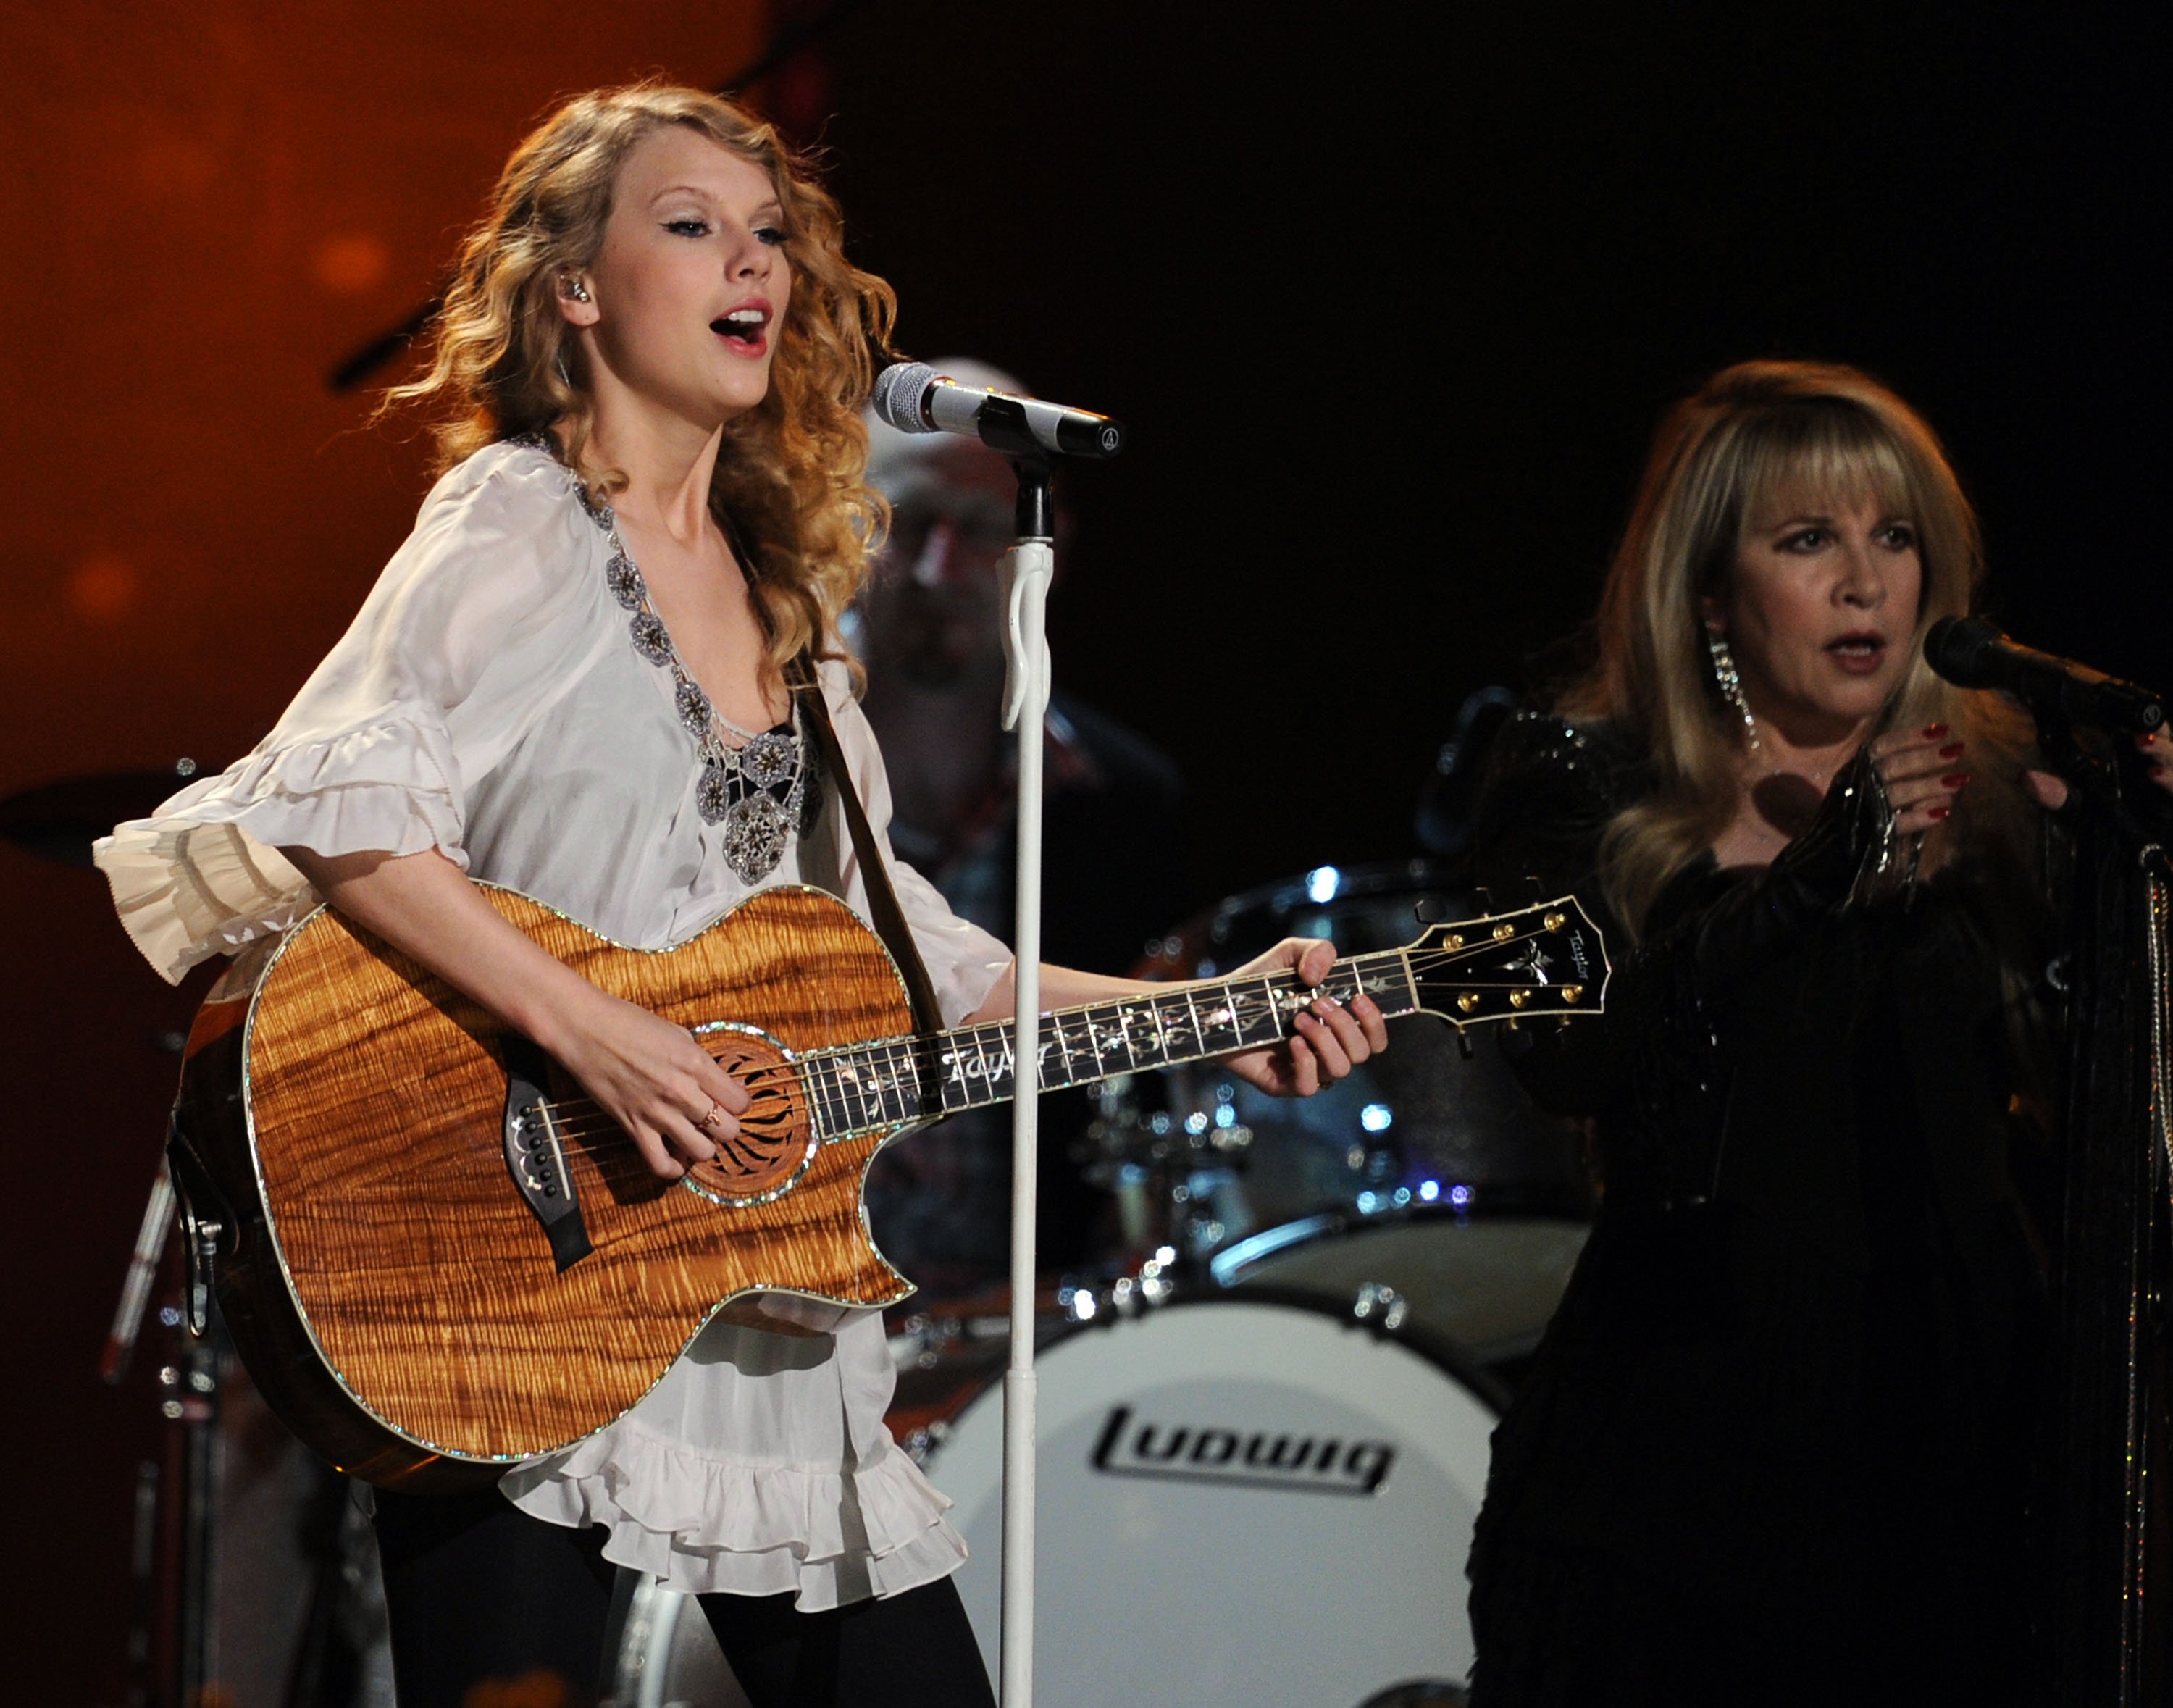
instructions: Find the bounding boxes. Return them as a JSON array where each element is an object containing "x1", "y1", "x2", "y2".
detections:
[{"x1": 0, "y1": 3, "x2": 2161, "y2": 1698}]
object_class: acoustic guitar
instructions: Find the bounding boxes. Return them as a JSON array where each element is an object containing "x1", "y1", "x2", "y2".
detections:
[{"x1": 167, "y1": 883, "x2": 1609, "y2": 1489}]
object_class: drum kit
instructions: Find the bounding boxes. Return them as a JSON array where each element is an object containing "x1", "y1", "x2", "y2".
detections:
[{"x1": 13, "y1": 756, "x2": 1593, "y2": 1707}]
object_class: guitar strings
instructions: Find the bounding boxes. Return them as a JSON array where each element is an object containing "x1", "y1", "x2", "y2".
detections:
[
  {"x1": 536, "y1": 939, "x2": 1583, "y2": 1137},
  {"x1": 515, "y1": 939, "x2": 1598, "y2": 1152},
  {"x1": 526, "y1": 953, "x2": 1404, "y2": 1144}
]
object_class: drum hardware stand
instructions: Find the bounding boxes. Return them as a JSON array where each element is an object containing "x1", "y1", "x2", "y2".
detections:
[
  {"x1": 172, "y1": 1322, "x2": 224, "y2": 1708},
  {"x1": 106, "y1": 1145, "x2": 184, "y2": 1707},
  {"x1": 100, "y1": 1014, "x2": 194, "y2": 1704},
  {"x1": 105, "y1": 1121, "x2": 238, "y2": 1708},
  {"x1": 103, "y1": 1155, "x2": 177, "y2": 1384},
  {"x1": 1079, "y1": 1079, "x2": 1257, "y2": 1271},
  {"x1": 997, "y1": 452, "x2": 1055, "y2": 1708}
]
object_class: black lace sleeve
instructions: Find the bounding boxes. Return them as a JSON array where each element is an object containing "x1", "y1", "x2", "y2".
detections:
[
  {"x1": 1470, "y1": 713, "x2": 1642, "y2": 909},
  {"x1": 1473, "y1": 713, "x2": 1912, "y2": 1206},
  {"x1": 1469, "y1": 713, "x2": 1646, "y2": 1125}
]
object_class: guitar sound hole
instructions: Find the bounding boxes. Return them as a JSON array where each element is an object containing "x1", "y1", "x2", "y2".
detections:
[{"x1": 686, "y1": 1038, "x2": 811, "y2": 1202}]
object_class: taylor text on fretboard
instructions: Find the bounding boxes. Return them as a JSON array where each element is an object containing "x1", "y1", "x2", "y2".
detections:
[{"x1": 808, "y1": 952, "x2": 1470, "y2": 1135}]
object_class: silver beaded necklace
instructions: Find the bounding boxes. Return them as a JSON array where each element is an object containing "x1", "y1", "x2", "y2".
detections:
[{"x1": 575, "y1": 479, "x2": 809, "y2": 885}]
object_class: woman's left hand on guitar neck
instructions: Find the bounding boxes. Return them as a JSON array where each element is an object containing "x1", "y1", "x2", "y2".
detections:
[{"x1": 966, "y1": 938, "x2": 1387, "y2": 1098}]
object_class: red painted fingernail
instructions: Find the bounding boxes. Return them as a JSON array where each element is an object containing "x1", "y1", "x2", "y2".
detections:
[
  {"x1": 1938, "y1": 742, "x2": 1966, "y2": 760},
  {"x1": 1927, "y1": 804, "x2": 1952, "y2": 821},
  {"x1": 1941, "y1": 771, "x2": 1971, "y2": 789},
  {"x1": 1922, "y1": 723, "x2": 1950, "y2": 738}
]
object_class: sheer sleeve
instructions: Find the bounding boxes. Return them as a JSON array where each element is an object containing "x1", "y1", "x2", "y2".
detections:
[
  {"x1": 1474, "y1": 708, "x2": 1919, "y2": 1205},
  {"x1": 816, "y1": 661, "x2": 1013, "y2": 1028},
  {"x1": 1471, "y1": 713, "x2": 1649, "y2": 1123},
  {"x1": 93, "y1": 443, "x2": 608, "y2": 982}
]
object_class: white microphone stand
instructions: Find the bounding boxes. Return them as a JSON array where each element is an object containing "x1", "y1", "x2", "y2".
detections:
[{"x1": 997, "y1": 459, "x2": 1055, "y2": 1708}]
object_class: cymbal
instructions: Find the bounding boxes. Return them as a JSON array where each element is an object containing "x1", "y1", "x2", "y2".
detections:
[{"x1": 0, "y1": 762, "x2": 201, "y2": 868}]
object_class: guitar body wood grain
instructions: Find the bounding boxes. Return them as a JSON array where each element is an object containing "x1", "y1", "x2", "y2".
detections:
[
  {"x1": 169, "y1": 881, "x2": 1608, "y2": 1487},
  {"x1": 176, "y1": 884, "x2": 916, "y2": 1487}
]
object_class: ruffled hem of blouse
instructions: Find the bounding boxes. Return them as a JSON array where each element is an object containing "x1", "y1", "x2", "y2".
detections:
[
  {"x1": 497, "y1": 1419, "x2": 966, "y2": 1608},
  {"x1": 93, "y1": 714, "x2": 466, "y2": 984}
]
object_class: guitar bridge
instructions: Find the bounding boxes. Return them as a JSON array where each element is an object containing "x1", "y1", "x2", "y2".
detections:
[{"x1": 501, "y1": 1034, "x2": 593, "y2": 1273}]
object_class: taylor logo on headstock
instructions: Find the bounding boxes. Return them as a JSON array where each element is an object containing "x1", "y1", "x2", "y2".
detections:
[{"x1": 1406, "y1": 899, "x2": 1610, "y2": 1028}]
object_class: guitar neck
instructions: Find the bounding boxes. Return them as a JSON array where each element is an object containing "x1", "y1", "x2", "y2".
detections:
[{"x1": 797, "y1": 953, "x2": 1421, "y2": 1137}]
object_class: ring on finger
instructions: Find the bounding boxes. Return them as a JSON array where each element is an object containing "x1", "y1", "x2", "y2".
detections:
[{"x1": 698, "y1": 1100, "x2": 727, "y2": 1135}]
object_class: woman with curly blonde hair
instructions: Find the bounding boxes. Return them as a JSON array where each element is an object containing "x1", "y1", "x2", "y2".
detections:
[
  {"x1": 96, "y1": 83, "x2": 1384, "y2": 1706},
  {"x1": 389, "y1": 81, "x2": 887, "y2": 679}
]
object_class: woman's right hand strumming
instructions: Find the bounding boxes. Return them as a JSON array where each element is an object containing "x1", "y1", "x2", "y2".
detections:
[
  {"x1": 538, "y1": 979, "x2": 750, "y2": 1179},
  {"x1": 280, "y1": 845, "x2": 748, "y2": 1179}
]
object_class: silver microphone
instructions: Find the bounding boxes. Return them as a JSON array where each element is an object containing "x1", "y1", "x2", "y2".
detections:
[{"x1": 871, "y1": 361, "x2": 1124, "y2": 461}]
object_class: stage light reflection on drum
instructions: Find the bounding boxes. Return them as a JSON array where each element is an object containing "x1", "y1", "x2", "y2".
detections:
[
  {"x1": 1103, "y1": 862, "x2": 1592, "y2": 1242},
  {"x1": 1093, "y1": 859, "x2": 1595, "y2": 1363}
]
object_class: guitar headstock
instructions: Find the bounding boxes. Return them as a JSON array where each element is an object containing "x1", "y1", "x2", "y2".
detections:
[{"x1": 1403, "y1": 895, "x2": 1610, "y2": 1029}]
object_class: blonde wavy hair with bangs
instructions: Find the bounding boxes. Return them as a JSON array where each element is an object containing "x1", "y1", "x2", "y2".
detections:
[
  {"x1": 382, "y1": 82, "x2": 897, "y2": 680},
  {"x1": 1561, "y1": 359, "x2": 2032, "y2": 938}
]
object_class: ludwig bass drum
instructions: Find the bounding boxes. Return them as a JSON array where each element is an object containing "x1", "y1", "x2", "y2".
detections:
[{"x1": 899, "y1": 1291, "x2": 1500, "y2": 1706}]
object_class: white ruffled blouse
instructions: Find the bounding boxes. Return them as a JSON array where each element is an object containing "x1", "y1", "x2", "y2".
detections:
[{"x1": 93, "y1": 439, "x2": 1013, "y2": 1608}]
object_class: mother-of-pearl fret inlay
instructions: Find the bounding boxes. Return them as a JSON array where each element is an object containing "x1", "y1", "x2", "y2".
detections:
[{"x1": 793, "y1": 950, "x2": 1429, "y2": 1139}]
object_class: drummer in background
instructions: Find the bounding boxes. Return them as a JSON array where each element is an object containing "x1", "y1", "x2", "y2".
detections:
[{"x1": 853, "y1": 359, "x2": 1187, "y2": 1292}]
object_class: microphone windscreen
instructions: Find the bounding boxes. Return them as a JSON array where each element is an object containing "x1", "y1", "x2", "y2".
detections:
[
  {"x1": 1922, "y1": 615, "x2": 2001, "y2": 686},
  {"x1": 871, "y1": 362, "x2": 939, "y2": 434}
]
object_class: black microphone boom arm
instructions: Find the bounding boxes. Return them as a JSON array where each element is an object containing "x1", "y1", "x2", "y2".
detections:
[{"x1": 1922, "y1": 616, "x2": 2164, "y2": 734}]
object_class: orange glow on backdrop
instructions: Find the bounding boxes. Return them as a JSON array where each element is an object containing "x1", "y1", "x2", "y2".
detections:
[
  {"x1": 0, "y1": 6, "x2": 773, "y2": 1698},
  {"x1": 0, "y1": 1, "x2": 774, "y2": 774}
]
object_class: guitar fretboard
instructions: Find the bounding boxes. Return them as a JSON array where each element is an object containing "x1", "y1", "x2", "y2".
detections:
[{"x1": 795, "y1": 952, "x2": 1420, "y2": 1139}]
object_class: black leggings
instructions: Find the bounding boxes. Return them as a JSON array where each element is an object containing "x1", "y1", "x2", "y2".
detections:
[{"x1": 372, "y1": 1486, "x2": 996, "y2": 1708}]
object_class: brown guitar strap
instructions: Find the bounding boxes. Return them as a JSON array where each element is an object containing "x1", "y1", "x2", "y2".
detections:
[{"x1": 790, "y1": 658, "x2": 946, "y2": 1039}]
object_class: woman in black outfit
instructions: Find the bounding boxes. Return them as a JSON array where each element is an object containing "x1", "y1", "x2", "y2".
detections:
[{"x1": 1463, "y1": 359, "x2": 2170, "y2": 1704}]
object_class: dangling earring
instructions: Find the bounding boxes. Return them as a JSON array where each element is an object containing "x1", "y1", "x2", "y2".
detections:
[{"x1": 1707, "y1": 628, "x2": 1760, "y2": 751}]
